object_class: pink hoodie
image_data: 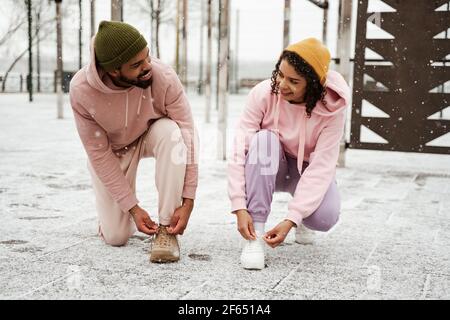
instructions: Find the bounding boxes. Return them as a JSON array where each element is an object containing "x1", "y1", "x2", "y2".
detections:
[
  {"x1": 227, "y1": 70, "x2": 350, "y2": 227},
  {"x1": 70, "y1": 40, "x2": 198, "y2": 213}
]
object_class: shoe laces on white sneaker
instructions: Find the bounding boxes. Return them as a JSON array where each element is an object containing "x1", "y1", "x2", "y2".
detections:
[{"x1": 240, "y1": 236, "x2": 265, "y2": 270}]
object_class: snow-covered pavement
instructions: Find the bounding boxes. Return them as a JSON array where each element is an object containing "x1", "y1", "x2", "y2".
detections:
[{"x1": 1, "y1": 92, "x2": 449, "y2": 299}]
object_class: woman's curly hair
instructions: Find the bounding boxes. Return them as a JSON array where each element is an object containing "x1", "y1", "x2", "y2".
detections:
[{"x1": 270, "y1": 50, "x2": 326, "y2": 117}]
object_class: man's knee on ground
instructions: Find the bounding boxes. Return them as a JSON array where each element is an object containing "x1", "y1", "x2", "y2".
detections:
[{"x1": 102, "y1": 232, "x2": 130, "y2": 247}]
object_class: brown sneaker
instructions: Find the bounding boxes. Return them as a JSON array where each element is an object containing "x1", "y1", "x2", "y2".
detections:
[{"x1": 150, "y1": 226, "x2": 180, "y2": 263}]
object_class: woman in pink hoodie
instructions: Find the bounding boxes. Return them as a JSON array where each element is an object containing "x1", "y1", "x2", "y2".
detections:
[{"x1": 227, "y1": 38, "x2": 351, "y2": 270}]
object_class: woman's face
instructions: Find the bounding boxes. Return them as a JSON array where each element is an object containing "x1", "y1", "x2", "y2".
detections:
[{"x1": 276, "y1": 59, "x2": 307, "y2": 104}]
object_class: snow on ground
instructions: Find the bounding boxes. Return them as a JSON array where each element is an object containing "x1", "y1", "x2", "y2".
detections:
[{"x1": 0, "y1": 92, "x2": 449, "y2": 300}]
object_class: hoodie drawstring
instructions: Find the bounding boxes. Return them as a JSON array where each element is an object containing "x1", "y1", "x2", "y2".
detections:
[
  {"x1": 124, "y1": 89, "x2": 145, "y2": 130},
  {"x1": 274, "y1": 101, "x2": 280, "y2": 137},
  {"x1": 274, "y1": 97, "x2": 306, "y2": 174},
  {"x1": 297, "y1": 111, "x2": 307, "y2": 173},
  {"x1": 125, "y1": 91, "x2": 129, "y2": 130},
  {"x1": 137, "y1": 89, "x2": 144, "y2": 118}
]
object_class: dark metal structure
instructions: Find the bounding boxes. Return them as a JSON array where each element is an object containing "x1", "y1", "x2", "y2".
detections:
[{"x1": 350, "y1": 0, "x2": 450, "y2": 154}]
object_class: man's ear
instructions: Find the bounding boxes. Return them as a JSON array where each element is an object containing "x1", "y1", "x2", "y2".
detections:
[{"x1": 107, "y1": 69, "x2": 120, "y2": 78}]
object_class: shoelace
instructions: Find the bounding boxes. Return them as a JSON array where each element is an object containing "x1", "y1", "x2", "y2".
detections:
[
  {"x1": 245, "y1": 238, "x2": 264, "y2": 253},
  {"x1": 154, "y1": 227, "x2": 173, "y2": 247}
]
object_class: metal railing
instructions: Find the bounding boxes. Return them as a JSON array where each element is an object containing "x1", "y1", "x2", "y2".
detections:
[{"x1": 0, "y1": 72, "x2": 75, "y2": 94}]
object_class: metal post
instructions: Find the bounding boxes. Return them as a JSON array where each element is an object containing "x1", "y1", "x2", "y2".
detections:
[
  {"x1": 217, "y1": 0, "x2": 229, "y2": 160},
  {"x1": 36, "y1": 10, "x2": 41, "y2": 93},
  {"x1": 439, "y1": 1, "x2": 449, "y2": 119},
  {"x1": 197, "y1": 0, "x2": 204, "y2": 95},
  {"x1": 337, "y1": 0, "x2": 352, "y2": 83},
  {"x1": 181, "y1": 0, "x2": 188, "y2": 88},
  {"x1": 79, "y1": 0, "x2": 83, "y2": 69},
  {"x1": 215, "y1": 0, "x2": 220, "y2": 111},
  {"x1": 283, "y1": 0, "x2": 291, "y2": 48},
  {"x1": 205, "y1": 0, "x2": 212, "y2": 123},
  {"x1": 234, "y1": 9, "x2": 240, "y2": 94},
  {"x1": 56, "y1": 0, "x2": 64, "y2": 119},
  {"x1": 111, "y1": 0, "x2": 123, "y2": 21},
  {"x1": 175, "y1": 0, "x2": 181, "y2": 74},
  {"x1": 322, "y1": 1, "x2": 328, "y2": 46},
  {"x1": 336, "y1": 0, "x2": 353, "y2": 167},
  {"x1": 26, "y1": 0, "x2": 33, "y2": 102},
  {"x1": 90, "y1": 0, "x2": 96, "y2": 38},
  {"x1": 155, "y1": 0, "x2": 161, "y2": 58}
]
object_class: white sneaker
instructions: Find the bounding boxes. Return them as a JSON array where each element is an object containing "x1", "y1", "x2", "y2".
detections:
[
  {"x1": 240, "y1": 237, "x2": 265, "y2": 270},
  {"x1": 295, "y1": 224, "x2": 315, "y2": 245}
]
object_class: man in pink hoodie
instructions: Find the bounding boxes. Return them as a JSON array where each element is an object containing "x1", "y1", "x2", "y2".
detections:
[
  {"x1": 228, "y1": 38, "x2": 351, "y2": 270},
  {"x1": 69, "y1": 21, "x2": 198, "y2": 263}
]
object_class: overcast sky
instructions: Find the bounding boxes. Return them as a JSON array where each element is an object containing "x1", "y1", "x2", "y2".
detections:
[
  {"x1": 102, "y1": 0, "x2": 342, "y2": 63},
  {"x1": 0, "y1": 0, "x2": 405, "y2": 74}
]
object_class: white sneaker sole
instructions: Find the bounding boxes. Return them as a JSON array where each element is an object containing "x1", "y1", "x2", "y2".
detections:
[{"x1": 241, "y1": 254, "x2": 265, "y2": 270}]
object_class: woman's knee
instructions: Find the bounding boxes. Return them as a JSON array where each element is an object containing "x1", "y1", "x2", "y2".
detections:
[
  {"x1": 303, "y1": 199, "x2": 340, "y2": 232},
  {"x1": 303, "y1": 212, "x2": 339, "y2": 232},
  {"x1": 249, "y1": 130, "x2": 279, "y2": 149},
  {"x1": 248, "y1": 130, "x2": 281, "y2": 163}
]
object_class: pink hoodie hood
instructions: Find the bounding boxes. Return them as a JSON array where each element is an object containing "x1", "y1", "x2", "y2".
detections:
[
  {"x1": 313, "y1": 70, "x2": 351, "y2": 116},
  {"x1": 228, "y1": 70, "x2": 350, "y2": 226}
]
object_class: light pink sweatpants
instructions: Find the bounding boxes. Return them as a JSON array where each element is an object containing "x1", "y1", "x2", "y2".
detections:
[{"x1": 87, "y1": 118, "x2": 187, "y2": 246}]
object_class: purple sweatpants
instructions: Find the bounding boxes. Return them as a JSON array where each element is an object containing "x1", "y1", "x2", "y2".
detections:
[{"x1": 245, "y1": 130, "x2": 340, "y2": 231}]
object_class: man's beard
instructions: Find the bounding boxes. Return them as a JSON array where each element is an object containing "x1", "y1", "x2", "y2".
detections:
[{"x1": 119, "y1": 70, "x2": 152, "y2": 89}]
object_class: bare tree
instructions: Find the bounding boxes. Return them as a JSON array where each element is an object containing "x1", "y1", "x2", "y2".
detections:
[
  {"x1": 135, "y1": 0, "x2": 176, "y2": 58},
  {"x1": 0, "y1": 20, "x2": 26, "y2": 47},
  {"x1": 1, "y1": 6, "x2": 57, "y2": 92},
  {"x1": 34, "y1": 0, "x2": 44, "y2": 92},
  {"x1": 26, "y1": 0, "x2": 33, "y2": 102},
  {"x1": 1, "y1": 0, "x2": 74, "y2": 94},
  {"x1": 150, "y1": 0, "x2": 161, "y2": 57},
  {"x1": 32, "y1": 0, "x2": 52, "y2": 93},
  {"x1": 0, "y1": 1, "x2": 27, "y2": 47}
]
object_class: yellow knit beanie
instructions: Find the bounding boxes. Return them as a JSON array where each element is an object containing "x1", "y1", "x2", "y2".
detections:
[{"x1": 285, "y1": 38, "x2": 331, "y2": 85}]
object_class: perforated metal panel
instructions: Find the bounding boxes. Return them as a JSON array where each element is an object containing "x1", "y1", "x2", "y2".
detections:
[{"x1": 350, "y1": 0, "x2": 450, "y2": 154}]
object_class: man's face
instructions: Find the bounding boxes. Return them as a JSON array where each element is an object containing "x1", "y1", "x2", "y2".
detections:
[{"x1": 108, "y1": 47, "x2": 153, "y2": 89}]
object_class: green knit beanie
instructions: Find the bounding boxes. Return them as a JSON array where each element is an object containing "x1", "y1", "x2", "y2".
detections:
[{"x1": 94, "y1": 20, "x2": 148, "y2": 71}]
